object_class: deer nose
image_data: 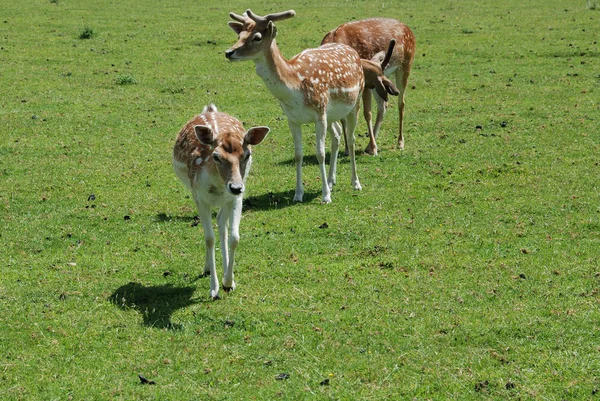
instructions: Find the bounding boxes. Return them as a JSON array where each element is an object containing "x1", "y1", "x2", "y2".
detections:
[
  {"x1": 225, "y1": 49, "x2": 235, "y2": 59},
  {"x1": 229, "y1": 182, "x2": 244, "y2": 195}
]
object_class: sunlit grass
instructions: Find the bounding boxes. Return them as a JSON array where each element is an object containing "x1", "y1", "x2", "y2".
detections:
[{"x1": 1, "y1": 0, "x2": 599, "y2": 399}]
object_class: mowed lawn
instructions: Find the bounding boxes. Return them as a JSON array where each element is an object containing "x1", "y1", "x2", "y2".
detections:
[{"x1": 1, "y1": 0, "x2": 599, "y2": 399}]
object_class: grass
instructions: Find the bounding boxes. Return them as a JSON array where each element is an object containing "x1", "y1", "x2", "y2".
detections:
[{"x1": 1, "y1": 0, "x2": 599, "y2": 399}]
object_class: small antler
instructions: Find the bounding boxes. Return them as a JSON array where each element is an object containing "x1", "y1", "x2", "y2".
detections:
[
  {"x1": 229, "y1": 12, "x2": 248, "y2": 23},
  {"x1": 381, "y1": 39, "x2": 396, "y2": 70},
  {"x1": 245, "y1": 9, "x2": 296, "y2": 24}
]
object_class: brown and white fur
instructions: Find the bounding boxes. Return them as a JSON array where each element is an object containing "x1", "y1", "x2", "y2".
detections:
[
  {"x1": 226, "y1": 9, "x2": 366, "y2": 204},
  {"x1": 322, "y1": 18, "x2": 416, "y2": 154},
  {"x1": 173, "y1": 104, "x2": 269, "y2": 300}
]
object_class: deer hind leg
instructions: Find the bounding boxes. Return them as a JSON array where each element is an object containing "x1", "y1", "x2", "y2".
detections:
[
  {"x1": 287, "y1": 121, "x2": 304, "y2": 202},
  {"x1": 315, "y1": 116, "x2": 332, "y2": 203},
  {"x1": 344, "y1": 107, "x2": 362, "y2": 191},
  {"x1": 396, "y1": 68, "x2": 409, "y2": 150},
  {"x1": 340, "y1": 120, "x2": 349, "y2": 156},
  {"x1": 195, "y1": 196, "x2": 220, "y2": 300},
  {"x1": 362, "y1": 89, "x2": 378, "y2": 156},
  {"x1": 327, "y1": 122, "x2": 342, "y2": 189},
  {"x1": 222, "y1": 200, "x2": 241, "y2": 293}
]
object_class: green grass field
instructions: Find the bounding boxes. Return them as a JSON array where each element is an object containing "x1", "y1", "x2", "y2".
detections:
[{"x1": 1, "y1": 0, "x2": 599, "y2": 399}]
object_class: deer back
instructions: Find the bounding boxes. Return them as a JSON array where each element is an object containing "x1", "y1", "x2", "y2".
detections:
[
  {"x1": 289, "y1": 43, "x2": 365, "y2": 112},
  {"x1": 321, "y1": 18, "x2": 416, "y2": 72}
]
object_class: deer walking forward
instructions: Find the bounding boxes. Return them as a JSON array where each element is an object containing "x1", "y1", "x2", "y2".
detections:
[
  {"x1": 225, "y1": 9, "x2": 366, "y2": 204},
  {"x1": 173, "y1": 104, "x2": 269, "y2": 300},
  {"x1": 322, "y1": 18, "x2": 415, "y2": 154}
]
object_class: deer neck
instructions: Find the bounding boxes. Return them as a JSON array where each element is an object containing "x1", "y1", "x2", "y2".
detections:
[{"x1": 254, "y1": 41, "x2": 301, "y2": 101}]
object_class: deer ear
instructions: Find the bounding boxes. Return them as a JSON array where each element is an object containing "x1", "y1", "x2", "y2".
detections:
[
  {"x1": 228, "y1": 21, "x2": 244, "y2": 34},
  {"x1": 244, "y1": 126, "x2": 270, "y2": 146},
  {"x1": 374, "y1": 78, "x2": 390, "y2": 102},
  {"x1": 382, "y1": 76, "x2": 399, "y2": 96},
  {"x1": 194, "y1": 125, "x2": 217, "y2": 146},
  {"x1": 267, "y1": 21, "x2": 277, "y2": 38}
]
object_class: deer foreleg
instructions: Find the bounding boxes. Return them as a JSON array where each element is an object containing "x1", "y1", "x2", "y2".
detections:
[
  {"x1": 363, "y1": 90, "x2": 378, "y2": 156},
  {"x1": 195, "y1": 197, "x2": 219, "y2": 300},
  {"x1": 327, "y1": 122, "x2": 341, "y2": 189},
  {"x1": 396, "y1": 69, "x2": 409, "y2": 150},
  {"x1": 315, "y1": 116, "x2": 331, "y2": 203},
  {"x1": 223, "y1": 200, "x2": 241, "y2": 292},
  {"x1": 288, "y1": 121, "x2": 304, "y2": 202}
]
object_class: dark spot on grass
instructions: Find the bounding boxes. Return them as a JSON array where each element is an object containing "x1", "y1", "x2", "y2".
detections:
[
  {"x1": 475, "y1": 380, "x2": 489, "y2": 392},
  {"x1": 275, "y1": 373, "x2": 290, "y2": 380},
  {"x1": 319, "y1": 222, "x2": 329, "y2": 229},
  {"x1": 138, "y1": 374, "x2": 155, "y2": 385},
  {"x1": 79, "y1": 27, "x2": 95, "y2": 39}
]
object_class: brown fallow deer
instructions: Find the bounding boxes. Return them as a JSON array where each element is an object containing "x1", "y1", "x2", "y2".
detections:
[
  {"x1": 322, "y1": 18, "x2": 416, "y2": 154},
  {"x1": 173, "y1": 104, "x2": 269, "y2": 300},
  {"x1": 225, "y1": 9, "x2": 395, "y2": 204}
]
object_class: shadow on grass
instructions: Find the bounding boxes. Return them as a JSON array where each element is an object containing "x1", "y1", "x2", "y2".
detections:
[
  {"x1": 109, "y1": 282, "x2": 199, "y2": 330},
  {"x1": 277, "y1": 152, "x2": 356, "y2": 167},
  {"x1": 153, "y1": 189, "x2": 319, "y2": 217},
  {"x1": 243, "y1": 190, "x2": 319, "y2": 211}
]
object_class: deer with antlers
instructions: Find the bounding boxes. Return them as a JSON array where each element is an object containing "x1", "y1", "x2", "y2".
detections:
[
  {"x1": 173, "y1": 104, "x2": 269, "y2": 300},
  {"x1": 225, "y1": 10, "x2": 397, "y2": 204},
  {"x1": 322, "y1": 18, "x2": 416, "y2": 154}
]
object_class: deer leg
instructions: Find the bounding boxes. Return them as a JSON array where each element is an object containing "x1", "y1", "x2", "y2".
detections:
[
  {"x1": 223, "y1": 199, "x2": 241, "y2": 292},
  {"x1": 288, "y1": 121, "x2": 304, "y2": 202},
  {"x1": 363, "y1": 90, "x2": 378, "y2": 156},
  {"x1": 194, "y1": 196, "x2": 219, "y2": 300},
  {"x1": 396, "y1": 68, "x2": 409, "y2": 150},
  {"x1": 341, "y1": 119, "x2": 349, "y2": 156},
  {"x1": 327, "y1": 122, "x2": 341, "y2": 189},
  {"x1": 373, "y1": 91, "x2": 388, "y2": 142},
  {"x1": 344, "y1": 107, "x2": 362, "y2": 191},
  {"x1": 315, "y1": 116, "x2": 332, "y2": 203}
]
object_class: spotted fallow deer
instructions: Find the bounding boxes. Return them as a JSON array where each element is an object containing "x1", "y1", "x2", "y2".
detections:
[
  {"x1": 226, "y1": 9, "x2": 367, "y2": 204},
  {"x1": 322, "y1": 18, "x2": 416, "y2": 154},
  {"x1": 173, "y1": 104, "x2": 269, "y2": 300}
]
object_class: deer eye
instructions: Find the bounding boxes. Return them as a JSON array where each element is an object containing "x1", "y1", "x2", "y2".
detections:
[
  {"x1": 242, "y1": 150, "x2": 252, "y2": 161},
  {"x1": 251, "y1": 33, "x2": 262, "y2": 42},
  {"x1": 213, "y1": 153, "x2": 222, "y2": 164}
]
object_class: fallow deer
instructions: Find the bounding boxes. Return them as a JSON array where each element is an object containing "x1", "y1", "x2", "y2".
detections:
[
  {"x1": 173, "y1": 104, "x2": 269, "y2": 300},
  {"x1": 225, "y1": 9, "x2": 368, "y2": 204},
  {"x1": 322, "y1": 18, "x2": 416, "y2": 154}
]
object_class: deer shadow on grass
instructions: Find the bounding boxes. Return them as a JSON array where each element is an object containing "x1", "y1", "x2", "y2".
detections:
[
  {"x1": 277, "y1": 152, "x2": 356, "y2": 167},
  {"x1": 154, "y1": 189, "x2": 319, "y2": 216},
  {"x1": 109, "y1": 282, "x2": 199, "y2": 330}
]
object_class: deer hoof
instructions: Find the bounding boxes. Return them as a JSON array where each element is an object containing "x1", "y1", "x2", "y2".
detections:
[
  {"x1": 222, "y1": 282, "x2": 236, "y2": 293},
  {"x1": 210, "y1": 291, "x2": 221, "y2": 301},
  {"x1": 364, "y1": 145, "x2": 378, "y2": 156}
]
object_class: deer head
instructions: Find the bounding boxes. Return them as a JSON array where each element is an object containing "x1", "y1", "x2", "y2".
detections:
[
  {"x1": 360, "y1": 39, "x2": 399, "y2": 101},
  {"x1": 225, "y1": 9, "x2": 296, "y2": 61},
  {"x1": 194, "y1": 123, "x2": 269, "y2": 195}
]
